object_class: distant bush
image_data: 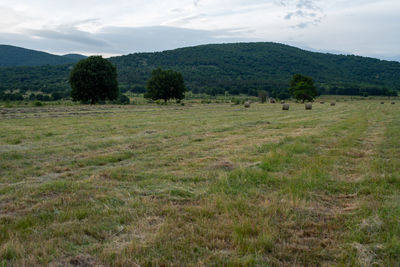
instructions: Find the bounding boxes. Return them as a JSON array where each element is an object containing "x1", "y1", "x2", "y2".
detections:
[
  {"x1": 117, "y1": 94, "x2": 130, "y2": 105},
  {"x1": 34, "y1": 101, "x2": 43, "y2": 106},
  {"x1": 258, "y1": 90, "x2": 268, "y2": 103},
  {"x1": 51, "y1": 92, "x2": 63, "y2": 101},
  {"x1": 0, "y1": 92, "x2": 23, "y2": 101},
  {"x1": 231, "y1": 98, "x2": 240, "y2": 105},
  {"x1": 130, "y1": 85, "x2": 146, "y2": 93}
]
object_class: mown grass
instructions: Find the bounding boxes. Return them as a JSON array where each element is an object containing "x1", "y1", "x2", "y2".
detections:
[{"x1": 0, "y1": 100, "x2": 399, "y2": 266}]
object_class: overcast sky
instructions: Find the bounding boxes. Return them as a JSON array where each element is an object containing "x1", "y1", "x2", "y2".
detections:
[{"x1": 0, "y1": 0, "x2": 399, "y2": 61}]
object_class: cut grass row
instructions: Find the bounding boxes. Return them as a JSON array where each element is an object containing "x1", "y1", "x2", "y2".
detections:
[{"x1": 0, "y1": 101, "x2": 399, "y2": 265}]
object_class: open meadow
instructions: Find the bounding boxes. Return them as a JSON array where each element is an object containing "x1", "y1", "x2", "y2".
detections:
[{"x1": 1, "y1": 99, "x2": 399, "y2": 266}]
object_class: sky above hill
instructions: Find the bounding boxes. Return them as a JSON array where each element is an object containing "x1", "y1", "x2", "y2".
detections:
[{"x1": 0, "y1": 0, "x2": 399, "y2": 61}]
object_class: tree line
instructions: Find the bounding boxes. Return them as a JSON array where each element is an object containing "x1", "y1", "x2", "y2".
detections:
[
  {"x1": 0, "y1": 91, "x2": 69, "y2": 102},
  {"x1": 68, "y1": 57, "x2": 323, "y2": 104}
]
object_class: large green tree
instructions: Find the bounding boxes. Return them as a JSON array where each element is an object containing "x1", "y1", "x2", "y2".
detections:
[
  {"x1": 289, "y1": 74, "x2": 318, "y2": 102},
  {"x1": 145, "y1": 68, "x2": 186, "y2": 102},
  {"x1": 69, "y1": 56, "x2": 119, "y2": 104}
]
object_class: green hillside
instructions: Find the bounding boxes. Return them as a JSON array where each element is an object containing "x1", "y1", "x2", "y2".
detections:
[
  {"x1": 62, "y1": 54, "x2": 88, "y2": 61},
  {"x1": 0, "y1": 64, "x2": 72, "y2": 93},
  {"x1": 0, "y1": 45, "x2": 81, "y2": 67},
  {"x1": 1, "y1": 42, "x2": 399, "y2": 96},
  {"x1": 110, "y1": 42, "x2": 400, "y2": 96}
]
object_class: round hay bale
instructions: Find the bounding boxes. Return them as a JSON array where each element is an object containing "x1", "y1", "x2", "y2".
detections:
[
  {"x1": 281, "y1": 100, "x2": 285, "y2": 104},
  {"x1": 305, "y1": 103, "x2": 312, "y2": 110},
  {"x1": 320, "y1": 101, "x2": 325, "y2": 104},
  {"x1": 330, "y1": 102, "x2": 336, "y2": 106},
  {"x1": 270, "y1": 98, "x2": 276, "y2": 104},
  {"x1": 381, "y1": 102, "x2": 385, "y2": 104},
  {"x1": 391, "y1": 102, "x2": 395, "y2": 105},
  {"x1": 244, "y1": 101, "x2": 250, "y2": 108},
  {"x1": 282, "y1": 103, "x2": 289, "y2": 110}
]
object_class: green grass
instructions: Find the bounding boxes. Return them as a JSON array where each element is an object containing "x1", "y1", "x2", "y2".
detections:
[{"x1": 0, "y1": 99, "x2": 399, "y2": 266}]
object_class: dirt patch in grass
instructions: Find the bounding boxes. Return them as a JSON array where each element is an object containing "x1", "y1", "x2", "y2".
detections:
[{"x1": 210, "y1": 160, "x2": 235, "y2": 171}]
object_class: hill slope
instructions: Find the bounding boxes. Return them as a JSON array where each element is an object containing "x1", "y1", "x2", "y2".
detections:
[
  {"x1": 0, "y1": 45, "x2": 82, "y2": 67},
  {"x1": 62, "y1": 54, "x2": 87, "y2": 61},
  {"x1": 0, "y1": 42, "x2": 399, "y2": 96},
  {"x1": 109, "y1": 42, "x2": 400, "y2": 95}
]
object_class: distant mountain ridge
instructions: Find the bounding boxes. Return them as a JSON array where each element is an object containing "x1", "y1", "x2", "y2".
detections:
[
  {"x1": 0, "y1": 45, "x2": 86, "y2": 67},
  {"x1": 109, "y1": 42, "x2": 400, "y2": 95},
  {"x1": 0, "y1": 42, "x2": 399, "y2": 96},
  {"x1": 62, "y1": 54, "x2": 88, "y2": 61}
]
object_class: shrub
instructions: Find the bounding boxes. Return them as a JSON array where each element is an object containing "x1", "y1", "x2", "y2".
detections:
[
  {"x1": 34, "y1": 101, "x2": 43, "y2": 107},
  {"x1": 258, "y1": 90, "x2": 268, "y2": 103},
  {"x1": 117, "y1": 94, "x2": 130, "y2": 105}
]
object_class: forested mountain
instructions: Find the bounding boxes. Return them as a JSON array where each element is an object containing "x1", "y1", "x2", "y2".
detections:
[
  {"x1": 109, "y1": 43, "x2": 400, "y2": 96},
  {"x1": 0, "y1": 64, "x2": 73, "y2": 93},
  {"x1": 1, "y1": 42, "x2": 399, "y2": 96},
  {"x1": 0, "y1": 45, "x2": 83, "y2": 67},
  {"x1": 62, "y1": 54, "x2": 87, "y2": 61}
]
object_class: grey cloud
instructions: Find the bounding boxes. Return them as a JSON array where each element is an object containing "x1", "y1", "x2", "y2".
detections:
[
  {"x1": 285, "y1": 10, "x2": 304, "y2": 20},
  {"x1": 27, "y1": 28, "x2": 109, "y2": 48},
  {"x1": 0, "y1": 25, "x2": 259, "y2": 55},
  {"x1": 284, "y1": 13, "x2": 293, "y2": 20},
  {"x1": 96, "y1": 26, "x2": 259, "y2": 54},
  {"x1": 285, "y1": 10, "x2": 318, "y2": 20},
  {"x1": 23, "y1": 20, "x2": 109, "y2": 49},
  {"x1": 296, "y1": 0, "x2": 319, "y2": 10},
  {"x1": 281, "y1": 0, "x2": 324, "y2": 27},
  {"x1": 295, "y1": 22, "x2": 309, "y2": 28}
]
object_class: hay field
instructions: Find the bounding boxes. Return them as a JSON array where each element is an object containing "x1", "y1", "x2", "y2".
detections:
[{"x1": 0, "y1": 100, "x2": 399, "y2": 266}]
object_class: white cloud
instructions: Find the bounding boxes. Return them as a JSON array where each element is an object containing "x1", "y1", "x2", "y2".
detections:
[{"x1": 0, "y1": 0, "x2": 398, "y2": 60}]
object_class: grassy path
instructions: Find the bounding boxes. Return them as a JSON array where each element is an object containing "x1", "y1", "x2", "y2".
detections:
[{"x1": 0, "y1": 101, "x2": 399, "y2": 266}]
